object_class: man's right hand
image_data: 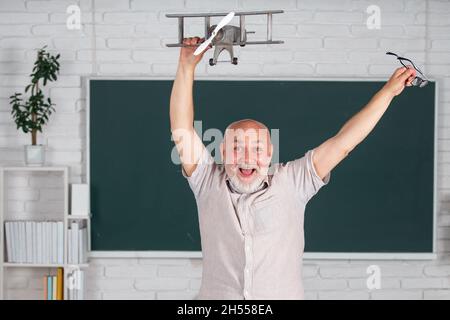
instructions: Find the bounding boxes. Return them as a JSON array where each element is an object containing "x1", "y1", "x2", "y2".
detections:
[{"x1": 178, "y1": 37, "x2": 212, "y2": 71}]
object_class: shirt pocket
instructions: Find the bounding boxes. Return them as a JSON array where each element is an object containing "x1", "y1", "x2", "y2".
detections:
[{"x1": 251, "y1": 199, "x2": 281, "y2": 235}]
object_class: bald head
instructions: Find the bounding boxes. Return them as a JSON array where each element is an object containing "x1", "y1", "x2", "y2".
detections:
[
  {"x1": 224, "y1": 119, "x2": 271, "y2": 144},
  {"x1": 226, "y1": 118, "x2": 269, "y2": 131}
]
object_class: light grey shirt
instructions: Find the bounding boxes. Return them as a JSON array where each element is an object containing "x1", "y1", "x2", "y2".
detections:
[{"x1": 183, "y1": 148, "x2": 331, "y2": 300}]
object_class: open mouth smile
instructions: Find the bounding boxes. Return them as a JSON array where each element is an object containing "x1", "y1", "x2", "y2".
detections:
[{"x1": 238, "y1": 168, "x2": 256, "y2": 178}]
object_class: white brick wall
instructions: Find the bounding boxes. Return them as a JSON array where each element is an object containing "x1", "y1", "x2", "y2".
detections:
[{"x1": 1, "y1": 0, "x2": 449, "y2": 300}]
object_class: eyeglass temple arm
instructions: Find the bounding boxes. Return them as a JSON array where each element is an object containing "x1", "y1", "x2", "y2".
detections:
[{"x1": 386, "y1": 51, "x2": 427, "y2": 78}]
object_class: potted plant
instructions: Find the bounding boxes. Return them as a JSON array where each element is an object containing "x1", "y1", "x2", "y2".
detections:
[{"x1": 9, "y1": 46, "x2": 60, "y2": 166}]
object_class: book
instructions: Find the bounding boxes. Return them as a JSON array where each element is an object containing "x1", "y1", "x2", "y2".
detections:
[
  {"x1": 77, "y1": 270, "x2": 85, "y2": 300},
  {"x1": 48, "y1": 223, "x2": 52, "y2": 264},
  {"x1": 47, "y1": 276, "x2": 52, "y2": 300},
  {"x1": 71, "y1": 222, "x2": 79, "y2": 264},
  {"x1": 80, "y1": 270, "x2": 85, "y2": 300},
  {"x1": 83, "y1": 228, "x2": 88, "y2": 263},
  {"x1": 67, "y1": 271, "x2": 73, "y2": 300},
  {"x1": 25, "y1": 221, "x2": 30, "y2": 263},
  {"x1": 26, "y1": 221, "x2": 32, "y2": 263},
  {"x1": 68, "y1": 228, "x2": 72, "y2": 264},
  {"x1": 12, "y1": 222, "x2": 19, "y2": 263},
  {"x1": 52, "y1": 275, "x2": 57, "y2": 300},
  {"x1": 72, "y1": 269, "x2": 83, "y2": 300},
  {"x1": 37, "y1": 222, "x2": 42, "y2": 264},
  {"x1": 49, "y1": 222, "x2": 54, "y2": 264},
  {"x1": 46, "y1": 222, "x2": 51, "y2": 264},
  {"x1": 19, "y1": 221, "x2": 25, "y2": 263},
  {"x1": 5, "y1": 222, "x2": 12, "y2": 262},
  {"x1": 43, "y1": 222, "x2": 48, "y2": 264},
  {"x1": 78, "y1": 228, "x2": 83, "y2": 263},
  {"x1": 43, "y1": 276, "x2": 48, "y2": 300},
  {"x1": 57, "y1": 268, "x2": 64, "y2": 300},
  {"x1": 52, "y1": 222, "x2": 57, "y2": 264},
  {"x1": 57, "y1": 221, "x2": 64, "y2": 264},
  {"x1": 32, "y1": 221, "x2": 37, "y2": 263},
  {"x1": 15, "y1": 222, "x2": 20, "y2": 263}
]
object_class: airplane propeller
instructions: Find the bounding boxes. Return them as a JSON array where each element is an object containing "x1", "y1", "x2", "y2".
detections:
[{"x1": 193, "y1": 11, "x2": 235, "y2": 56}]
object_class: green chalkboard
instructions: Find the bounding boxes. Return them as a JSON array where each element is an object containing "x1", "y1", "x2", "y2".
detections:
[{"x1": 89, "y1": 79, "x2": 435, "y2": 253}]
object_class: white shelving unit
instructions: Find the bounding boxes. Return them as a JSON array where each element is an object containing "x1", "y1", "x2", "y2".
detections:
[{"x1": 0, "y1": 166, "x2": 90, "y2": 300}]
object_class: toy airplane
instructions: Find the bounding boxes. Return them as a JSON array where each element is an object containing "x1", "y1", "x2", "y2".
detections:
[{"x1": 166, "y1": 10, "x2": 284, "y2": 66}]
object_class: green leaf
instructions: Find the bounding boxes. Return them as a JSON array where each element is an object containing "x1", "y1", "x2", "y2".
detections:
[{"x1": 12, "y1": 46, "x2": 61, "y2": 134}]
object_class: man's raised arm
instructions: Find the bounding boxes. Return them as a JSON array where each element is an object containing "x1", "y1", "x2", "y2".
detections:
[
  {"x1": 170, "y1": 37, "x2": 211, "y2": 177},
  {"x1": 312, "y1": 66, "x2": 417, "y2": 180}
]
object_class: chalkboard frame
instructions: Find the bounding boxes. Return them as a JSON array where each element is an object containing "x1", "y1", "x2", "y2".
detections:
[{"x1": 86, "y1": 76, "x2": 438, "y2": 260}]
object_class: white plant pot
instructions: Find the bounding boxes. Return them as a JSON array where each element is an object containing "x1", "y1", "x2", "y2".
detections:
[{"x1": 24, "y1": 144, "x2": 46, "y2": 166}]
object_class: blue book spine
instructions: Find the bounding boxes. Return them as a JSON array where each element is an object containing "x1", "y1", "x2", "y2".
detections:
[{"x1": 47, "y1": 276, "x2": 52, "y2": 300}]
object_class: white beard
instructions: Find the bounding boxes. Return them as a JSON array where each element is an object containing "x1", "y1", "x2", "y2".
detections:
[{"x1": 228, "y1": 174, "x2": 266, "y2": 194}]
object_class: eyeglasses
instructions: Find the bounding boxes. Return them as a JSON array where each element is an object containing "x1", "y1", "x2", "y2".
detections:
[{"x1": 386, "y1": 51, "x2": 429, "y2": 88}]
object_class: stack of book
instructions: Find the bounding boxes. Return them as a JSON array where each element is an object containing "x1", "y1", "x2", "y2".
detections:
[
  {"x1": 66, "y1": 269, "x2": 85, "y2": 300},
  {"x1": 67, "y1": 221, "x2": 88, "y2": 264},
  {"x1": 4, "y1": 221, "x2": 64, "y2": 264},
  {"x1": 43, "y1": 268, "x2": 64, "y2": 300}
]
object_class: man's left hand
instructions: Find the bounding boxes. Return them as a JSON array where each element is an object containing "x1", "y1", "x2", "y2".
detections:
[{"x1": 382, "y1": 66, "x2": 417, "y2": 97}]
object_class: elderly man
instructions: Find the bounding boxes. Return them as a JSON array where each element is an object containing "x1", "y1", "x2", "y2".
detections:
[{"x1": 170, "y1": 37, "x2": 417, "y2": 300}]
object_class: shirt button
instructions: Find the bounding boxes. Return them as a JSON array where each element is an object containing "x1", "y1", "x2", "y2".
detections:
[
  {"x1": 246, "y1": 245, "x2": 250, "y2": 252},
  {"x1": 244, "y1": 290, "x2": 249, "y2": 296},
  {"x1": 245, "y1": 268, "x2": 250, "y2": 274}
]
